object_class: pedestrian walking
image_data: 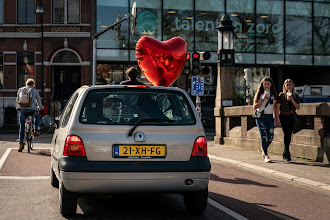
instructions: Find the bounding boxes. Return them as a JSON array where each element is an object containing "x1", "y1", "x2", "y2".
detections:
[
  {"x1": 120, "y1": 67, "x2": 145, "y2": 85},
  {"x1": 16, "y1": 79, "x2": 43, "y2": 152},
  {"x1": 253, "y1": 77, "x2": 278, "y2": 163},
  {"x1": 275, "y1": 79, "x2": 300, "y2": 161}
]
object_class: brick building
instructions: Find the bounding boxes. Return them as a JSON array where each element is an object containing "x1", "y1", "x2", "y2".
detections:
[{"x1": 0, "y1": 0, "x2": 92, "y2": 127}]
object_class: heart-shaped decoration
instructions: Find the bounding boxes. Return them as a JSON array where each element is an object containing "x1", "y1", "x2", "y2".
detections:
[{"x1": 136, "y1": 36, "x2": 187, "y2": 87}]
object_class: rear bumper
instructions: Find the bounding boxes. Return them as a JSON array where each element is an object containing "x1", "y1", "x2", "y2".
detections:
[
  {"x1": 60, "y1": 171, "x2": 210, "y2": 193},
  {"x1": 58, "y1": 156, "x2": 211, "y2": 193},
  {"x1": 58, "y1": 156, "x2": 211, "y2": 172}
]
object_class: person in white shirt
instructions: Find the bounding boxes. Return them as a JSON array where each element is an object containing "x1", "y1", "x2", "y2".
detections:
[{"x1": 253, "y1": 77, "x2": 279, "y2": 163}]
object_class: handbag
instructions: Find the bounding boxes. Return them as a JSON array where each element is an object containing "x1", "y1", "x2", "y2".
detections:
[
  {"x1": 252, "y1": 98, "x2": 271, "y2": 119},
  {"x1": 291, "y1": 110, "x2": 298, "y2": 121}
]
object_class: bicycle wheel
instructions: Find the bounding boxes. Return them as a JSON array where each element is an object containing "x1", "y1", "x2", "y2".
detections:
[
  {"x1": 41, "y1": 116, "x2": 55, "y2": 134},
  {"x1": 26, "y1": 124, "x2": 32, "y2": 153},
  {"x1": 27, "y1": 132, "x2": 31, "y2": 153},
  {"x1": 30, "y1": 131, "x2": 34, "y2": 150}
]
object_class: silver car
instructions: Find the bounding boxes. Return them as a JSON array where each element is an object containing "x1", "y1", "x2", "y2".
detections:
[{"x1": 50, "y1": 85, "x2": 211, "y2": 217}]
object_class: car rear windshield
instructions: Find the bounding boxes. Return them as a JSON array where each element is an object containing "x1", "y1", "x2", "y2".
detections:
[{"x1": 79, "y1": 88, "x2": 196, "y2": 125}]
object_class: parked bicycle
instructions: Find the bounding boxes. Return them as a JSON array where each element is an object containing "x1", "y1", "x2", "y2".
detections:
[
  {"x1": 40, "y1": 115, "x2": 55, "y2": 134},
  {"x1": 24, "y1": 111, "x2": 36, "y2": 153}
]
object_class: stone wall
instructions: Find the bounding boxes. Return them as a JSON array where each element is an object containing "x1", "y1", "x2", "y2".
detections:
[{"x1": 214, "y1": 103, "x2": 330, "y2": 163}]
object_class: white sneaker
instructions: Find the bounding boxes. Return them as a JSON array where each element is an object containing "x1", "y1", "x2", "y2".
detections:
[{"x1": 264, "y1": 155, "x2": 271, "y2": 163}]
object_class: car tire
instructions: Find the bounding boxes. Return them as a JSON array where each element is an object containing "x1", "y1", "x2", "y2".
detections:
[
  {"x1": 59, "y1": 181, "x2": 77, "y2": 217},
  {"x1": 50, "y1": 165, "x2": 59, "y2": 188},
  {"x1": 183, "y1": 188, "x2": 208, "y2": 215}
]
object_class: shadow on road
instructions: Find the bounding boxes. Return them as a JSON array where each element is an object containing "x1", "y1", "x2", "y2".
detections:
[
  {"x1": 209, "y1": 192, "x2": 299, "y2": 220},
  {"x1": 210, "y1": 173, "x2": 277, "y2": 188},
  {"x1": 70, "y1": 193, "x2": 219, "y2": 220}
]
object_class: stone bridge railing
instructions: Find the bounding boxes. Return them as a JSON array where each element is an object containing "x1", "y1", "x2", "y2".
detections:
[{"x1": 214, "y1": 103, "x2": 330, "y2": 163}]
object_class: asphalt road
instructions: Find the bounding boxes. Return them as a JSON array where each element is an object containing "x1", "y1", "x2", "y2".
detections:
[{"x1": 1, "y1": 140, "x2": 330, "y2": 219}]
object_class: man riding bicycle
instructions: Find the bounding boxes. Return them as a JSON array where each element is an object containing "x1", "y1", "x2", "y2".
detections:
[{"x1": 16, "y1": 79, "x2": 43, "y2": 152}]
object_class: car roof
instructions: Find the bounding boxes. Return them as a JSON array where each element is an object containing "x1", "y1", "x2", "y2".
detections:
[{"x1": 79, "y1": 85, "x2": 186, "y2": 92}]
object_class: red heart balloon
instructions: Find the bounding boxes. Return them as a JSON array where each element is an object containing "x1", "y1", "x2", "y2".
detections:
[{"x1": 136, "y1": 36, "x2": 187, "y2": 87}]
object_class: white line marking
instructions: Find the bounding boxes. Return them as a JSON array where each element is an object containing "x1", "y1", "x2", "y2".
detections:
[
  {"x1": 0, "y1": 148, "x2": 12, "y2": 170},
  {"x1": 208, "y1": 198, "x2": 249, "y2": 220},
  {"x1": 0, "y1": 176, "x2": 49, "y2": 180}
]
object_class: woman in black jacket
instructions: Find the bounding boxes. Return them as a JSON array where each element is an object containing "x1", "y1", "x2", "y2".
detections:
[{"x1": 275, "y1": 79, "x2": 300, "y2": 161}]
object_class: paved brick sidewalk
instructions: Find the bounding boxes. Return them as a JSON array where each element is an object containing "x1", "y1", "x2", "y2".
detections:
[{"x1": 208, "y1": 141, "x2": 330, "y2": 194}]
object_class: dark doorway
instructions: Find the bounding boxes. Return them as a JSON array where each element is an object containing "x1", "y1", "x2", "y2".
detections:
[
  {"x1": 5, "y1": 107, "x2": 17, "y2": 125},
  {"x1": 53, "y1": 66, "x2": 81, "y2": 101}
]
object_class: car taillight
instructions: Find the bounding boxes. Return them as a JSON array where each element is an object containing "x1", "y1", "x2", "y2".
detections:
[
  {"x1": 191, "y1": 137, "x2": 207, "y2": 157},
  {"x1": 63, "y1": 135, "x2": 86, "y2": 156}
]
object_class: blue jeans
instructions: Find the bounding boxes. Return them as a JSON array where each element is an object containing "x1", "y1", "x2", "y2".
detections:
[
  {"x1": 18, "y1": 109, "x2": 39, "y2": 143},
  {"x1": 255, "y1": 114, "x2": 274, "y2": 155}
]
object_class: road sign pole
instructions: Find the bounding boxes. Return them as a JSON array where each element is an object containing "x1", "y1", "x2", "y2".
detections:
[{"x1": 196, "y1": 95, "x2": 202, "y2": 119}]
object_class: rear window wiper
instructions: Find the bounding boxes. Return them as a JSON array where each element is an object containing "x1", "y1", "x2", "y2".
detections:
[{"x1": 128, "y1": 118, "x2": 174, "y2": 137}]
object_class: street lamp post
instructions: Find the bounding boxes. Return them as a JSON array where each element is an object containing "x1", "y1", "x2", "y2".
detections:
[
  {"x1": 35, "y1": 0, "x2": 44, "y2": 101},
  {"x1": 214, "y1": 15, "x2": 235, "y2": 144}
]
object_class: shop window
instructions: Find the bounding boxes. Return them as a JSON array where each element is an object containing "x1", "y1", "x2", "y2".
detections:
[
  {"x1": 163, "y1": 0, "x2": 194, "y2": 51},
  {"x1": 0, "y1": 52, "x2": 3, "y2": 89},
  {"x1": 17, "y1": 0, "x2": 35, "y2": 24},
  {"x1": 0, "y1": 0, "x2": 3, "y2": 24},
  {"x1": 96, "y1": 1, "x2": 129, "y2": 49},
  {"x1": 195, "y1": 0, "x2": 225, "y2": 51},
  {"x1": 227, "y1": 0, "x2": 255, "y2": 53},
  {"x1": 53, "y1": 0, "x2": 80, "y2": 24},
  {"x1": 129, "y1": 0, "x2": 162, "y2": 49},
  {"x1": 17, "y1": 51, "x2": 34, "y2": 88},
  {"x1": 96, "y1": 64, "x2": 124, "y2": 85}
]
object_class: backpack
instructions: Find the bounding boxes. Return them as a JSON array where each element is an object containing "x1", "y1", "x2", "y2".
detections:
[{"x1": 18, "y1": 87, "x2": 33, "y2": 107}]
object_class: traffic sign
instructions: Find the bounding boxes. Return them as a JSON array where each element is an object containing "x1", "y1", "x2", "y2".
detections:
[{"x1": 191, "y1": 76, "x2": 204, "y2": 96}]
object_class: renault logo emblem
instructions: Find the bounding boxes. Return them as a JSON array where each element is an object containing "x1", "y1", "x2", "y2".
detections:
[{"x1": 134, "y1": 132, "x2": 146, "y2": 142}]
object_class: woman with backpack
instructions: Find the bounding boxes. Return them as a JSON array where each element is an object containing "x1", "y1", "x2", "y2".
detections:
[
  {"x1": 16, "y1": 79, "x2": 43, "y2": 152},
  {"x1": 253, "y1": 77, "x2": 278, "y2": 163}
]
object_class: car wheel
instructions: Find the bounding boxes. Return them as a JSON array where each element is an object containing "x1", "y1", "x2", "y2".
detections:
[
  {"x1": 50, "y1": 165, "x2": 59, "y2": 188},
  {"x1": 183, "y1": 188, "x2": 208, "y2": 215},
  {"x1": 59, "y1": 180, "x2": 77, "y2": 217}
]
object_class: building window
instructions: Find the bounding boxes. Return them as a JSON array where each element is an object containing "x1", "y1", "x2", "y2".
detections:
[
  {"x1": 0, "y1": 0, "x2": 3, "y2": 24},
  {"x1": 314, "y1": 2, "x2": 330, "y2": 55},
  {"x1": 285, "y1": 1, "x2": 312, "y2": 54},
  {"x1": 97, "y1": 1, "x2": 129, "y2": 49},
  {"x1": 130, "y1": 0, "x2": 162, "y2": 49},
  {"x1": 163, "y1": 0, "x2": 194, "y2": 51},
  {"x1": 17, "y1": 51, "x2": 34, "y2": 88},
  {"x1": 17, "y1": 0, "x2": 35, "y2": 24},
  {"x1": 53, "y1": 0, "x2": 80, "y2": 24},
  {"x1": 0, "y1": 52, "x2": 3, "y2": 89},
  {"x1": 227, "y1": 0, "x2": 255, "y2": 53},
  {"x1": 195, "y1": 0, "x2": 225, "y2": 51},
  {"x1": 256, "y1": 0, "x2": 284, "y2": 54}
]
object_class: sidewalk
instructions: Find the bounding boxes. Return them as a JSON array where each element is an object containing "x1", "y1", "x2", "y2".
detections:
[{"x1": 208, "y1": 141, "x2": 330, "y2": 194}]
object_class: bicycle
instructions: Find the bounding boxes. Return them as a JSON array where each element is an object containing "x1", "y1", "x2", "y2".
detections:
[
  {"x1": 40, "y1": 115, "x2": 55, "y2": 134},
  {"x1": 24, "y1": 111, "x2": 36, "y2": 153}
]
